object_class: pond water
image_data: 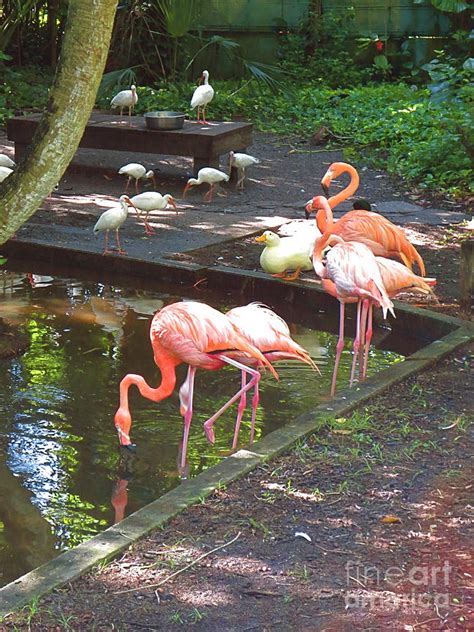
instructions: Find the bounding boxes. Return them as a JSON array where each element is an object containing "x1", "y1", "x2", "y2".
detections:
[{"x1": 0, "y1": 267, "x2": 409, "y2": 588}]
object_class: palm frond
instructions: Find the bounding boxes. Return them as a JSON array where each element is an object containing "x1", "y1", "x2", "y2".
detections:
[{"x1": 98, "y1": 67, "x2": 139, "y2": 96}]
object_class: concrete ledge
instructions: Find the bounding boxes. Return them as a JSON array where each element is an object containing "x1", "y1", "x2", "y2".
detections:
[{"x1": 1, "y1": 250, "x2": 472, "y2": 617}]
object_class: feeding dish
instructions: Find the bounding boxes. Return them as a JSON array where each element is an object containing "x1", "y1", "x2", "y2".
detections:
[{"x1": 144, "y1": 111, "x2": 185, "y2": 130}]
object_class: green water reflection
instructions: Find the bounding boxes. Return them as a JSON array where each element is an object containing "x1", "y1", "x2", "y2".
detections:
[{"x1": 0, "y1": 270, "x2": 404, "y2": 587}]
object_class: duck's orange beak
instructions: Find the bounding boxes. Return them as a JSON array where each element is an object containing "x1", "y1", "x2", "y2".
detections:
[{"x1": 255, "y1": 234, "x2": 266, "y2": 243}]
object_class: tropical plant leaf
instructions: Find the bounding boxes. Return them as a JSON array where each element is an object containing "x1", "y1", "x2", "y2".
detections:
[
  {"x1": 98, "y1": 67, "x2": 139, "y2": 96},
  {"x1": 430, "y1": 0, "x2": 469, "y2": 11},
  {"x1": 156, "y1": 0, "x2": 196, "y2": 38}
]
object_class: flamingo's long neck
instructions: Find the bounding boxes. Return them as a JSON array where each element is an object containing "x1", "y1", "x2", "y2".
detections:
[
  {"x1": 315, "y1": 202, "x2": 335, "y2": 244},
  {"x1": 328, "y1": 164, "x2": 359, "y2": 210},
  {"x1": 115, "y1": 356, "x2": 177, "y2": 445},
  {"x1": 312, "y1": 207, "x2": 343, "y2": 278}
]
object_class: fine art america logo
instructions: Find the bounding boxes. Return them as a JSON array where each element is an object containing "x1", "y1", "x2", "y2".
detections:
[{"x1": 345, "y1": 560, "x2": 452, "y2": 610}]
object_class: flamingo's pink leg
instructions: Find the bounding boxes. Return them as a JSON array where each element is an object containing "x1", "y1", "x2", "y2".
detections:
[
  {"x1": 203, "y1": 355, "x2": 261, "y2": 445},
  {"x1": 135, "y1": 178, "x2": 139, "y2": 195},
  {"x1": 361, "y1": 303, "x2": 373, "y2": 382},
  {"x1": 248, "y1": 376, "x2": 260, "y2": 445},
  {"x1": 179, "y1": 366, "x2": 196, "y2": 472},
  {"x1": 331, "y1": 302, "x2": 345, "y2": 397},
  {"x1": 232, "y1": 372, "x2": 248, "y2": 450},
  {"x1": 349, "y1": 300, "x2": 362, "y2": 388},
  {"x1": 358, "y1": 300, "x2": 369, "y2": 382}
]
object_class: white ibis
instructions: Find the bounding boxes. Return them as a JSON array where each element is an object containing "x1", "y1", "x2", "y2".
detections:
[
  {"x1": 111, "y1": 85, "x2": 138, "y2": 122},
  {"x1": 228, "y1": 151, "x2": 260, "y2": 190},
  {"x1": 0, "y1": 166, "x2": 13, "y2": 183},
  {"x1": 93, "y1": 195, "x2": 135, "y2": 255},
  {"x1": 129, "y1": 192, "x2": 178, "y2": 235},
  {"x1": 0, "y1": 154, "x2": 15, "y2": 169},
  {"x1": 190, "y1": 70, "x2": 214, "y2": 124},
  {"x1": 118, "y1": 163, "x2": 156, "y2": 194},
  {"x1": 182, "y1": 167, "x2": 229, "y2": 202}
]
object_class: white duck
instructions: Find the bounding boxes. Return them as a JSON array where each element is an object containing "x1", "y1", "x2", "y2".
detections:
[
  {"x1": 118, "y1": 163, "x2": 156, "y2": 194},
  {"x1": 255, "y1": 230, "x2": 314, "y2": 281},
  {"x1": 0, "y1": 154, "x2": 15, "y2": 168},
  {"x1": 111, "y1": 85, "x2": 138, "y2": 121},
  {"x1": 0, "y1": 166, "x2": 13, "y2": 183},
  {"x1": 129, "y1": 191, "x2": 178, "y2": 235},
  {"x1": 229, "y1": 151, "x2": 260, "y2": 190},
  {"x1": 182, "y1": 167, "x2": 229, "y2": 202},
  {"x1": 93, "y1": 195, "x2": 134, "y2": 255},
  {"x1": 190, "y1": 70, "x2": 214, "y2": 124}
]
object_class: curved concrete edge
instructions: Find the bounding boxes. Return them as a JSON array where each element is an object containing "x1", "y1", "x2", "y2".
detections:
[{"x1": 1, "y1": 323, "x2": 472, "y2": 618}]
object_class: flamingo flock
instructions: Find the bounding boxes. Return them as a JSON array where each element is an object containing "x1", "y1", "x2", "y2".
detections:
[
  {"x1": 94, "y1": 82, "x2": 437, "y2": 469},
  {"x1": 113, "y1": 160, "x2": 437, "y2": 472}
]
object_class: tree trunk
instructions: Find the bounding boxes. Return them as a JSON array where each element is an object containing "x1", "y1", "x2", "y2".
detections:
[
  {"x1": 47, "y1": 0, "x2": 60, "y2": 67},
  {"x1": 0, "y1": 0, "x2": 118, "y2": 245}
]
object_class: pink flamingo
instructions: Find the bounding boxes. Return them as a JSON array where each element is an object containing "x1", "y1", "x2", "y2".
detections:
[
  {"x1": 311, "y1": 196, "x2": 395, "y2": 396},
  {"x1": 211, "y1": 303, "x2": 319, "y2": 449},
  {"x1": 305, "y1": 162, "x2": 426, "y2": 276},
  {"x1": 114, "y1": 301, "x2": 278, "y2": 473}
]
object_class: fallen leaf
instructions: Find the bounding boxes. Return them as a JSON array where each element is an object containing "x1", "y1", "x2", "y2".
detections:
[
  {"x1": 381, "y1": 514, "x2": 402, "y2": 524},
  {"x1": 332, "y1": 429, "x2": 352, "y2": 435}
]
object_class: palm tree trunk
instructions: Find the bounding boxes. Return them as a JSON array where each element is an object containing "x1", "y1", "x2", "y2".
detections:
[{"x1": 0, "y1": 0, "x2": 118, "y2": 245}]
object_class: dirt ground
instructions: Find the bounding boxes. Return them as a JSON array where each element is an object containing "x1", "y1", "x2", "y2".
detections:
[{"x1": 1, "y1": 129, "x2": 473, "y2": 630}]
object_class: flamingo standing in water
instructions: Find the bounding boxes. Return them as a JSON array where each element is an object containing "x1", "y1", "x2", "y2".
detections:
[
  {"x1": 114, "y1": 301, "x2": 278, "y2": 473},
  {"x1": 182, "y1": 167, "x2": 229, "y2": 202},
  {"x1": 190, "y1": 70, "x2": 214, "y2": 124},
  {"x1": 194, "y1": 303, "x2": 318, "y2": 449},
  {"x1": 305, "y1": 163, "x2": 426, "y2": 275},
  {"x1": 311, "y1": 196, "x2": 395, "y2": 396}
]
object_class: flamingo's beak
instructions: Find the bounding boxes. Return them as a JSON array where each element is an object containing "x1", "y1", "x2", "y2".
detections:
[
  {"x1": 320, "y1": 171, "x2": 332, "y2": 197},
  {"x1": 255, "y1": 234, "x2": 266, "y2": 243},
  {"x1": 151, "y1": 174, "x2": 157, "y2": 189},
  {"x1": 304, "y1": 198, "x2": 314, "y2": 220},
  {"x1": 198, "y1": 74, "x2": 204, "y2": 85},
  {"x1": 182, "y1": 183, "x2": 191, "y2": 198},
  {"x1": 169, "y1": 197, "x2": 178, "y2": 215}
]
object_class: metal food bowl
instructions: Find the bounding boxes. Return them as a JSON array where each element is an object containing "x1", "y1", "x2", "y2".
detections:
[{"x1": 144, "y1": 111, "x2": 185, "y2": 130}]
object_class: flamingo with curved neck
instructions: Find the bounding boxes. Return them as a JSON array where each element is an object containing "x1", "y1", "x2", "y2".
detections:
[
  {"x1": 311, "y1": 196, "x2": 395, "y2": 395},
  {"x1": 321, "y1": 162, "x2": 360, "y2": 210},
  {"x1": 114, "y1": 301, "x2": 278, "y2": 475},
  {"x1": 305, "y1": 190, "x2": 426, "y2": 276}
]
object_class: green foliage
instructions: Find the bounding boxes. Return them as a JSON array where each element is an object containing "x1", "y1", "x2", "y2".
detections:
[
  {"x1": 3, "y1": 64, "x2": 472, "y2": 198},
  {"x1": 422, "y1": 50, "x2": 474, "y2": 102},
  {"x1": 0, "y1": 65, "x2": 52, "y2": 126}
]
